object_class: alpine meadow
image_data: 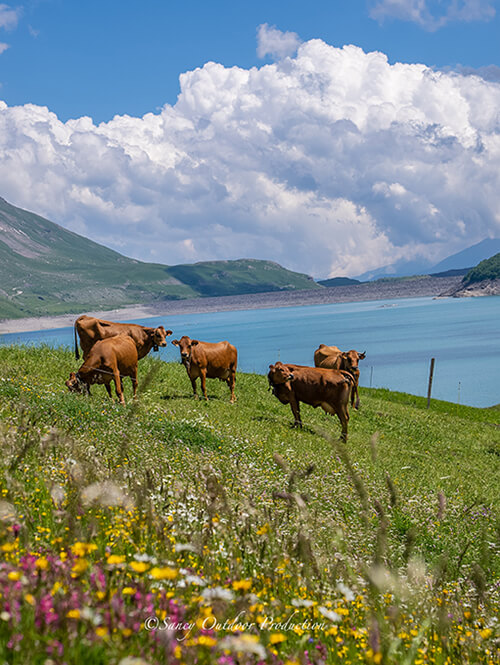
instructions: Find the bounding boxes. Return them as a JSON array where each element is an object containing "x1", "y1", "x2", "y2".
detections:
[{"x1": 0, "y1": 346, "x2": 498, "y2": 664}]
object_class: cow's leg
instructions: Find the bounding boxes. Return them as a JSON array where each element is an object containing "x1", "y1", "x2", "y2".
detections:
[
  {"x1": 131, "y1": 371, "x2": 138, "y2": 399},
  {"x1": 200, "y1": 369, "x2": 208, "y2": 401},
  {"x1": 335, "y1": 403, "x2": 349, "y2": 442},
  {"x1": 289, "y1": 393, "x2": 302, "y2": 428},
  {"x1": 104, "y1": 383, "x2": 112, "y2": 399},
  {"x1": 227, "y1": 367, "x2": 236, "y2": 403},
  {"x1": 190, "y1": 376, "x2": 198, "y2": 398},
  {"x1": 352, "y1": 384, "x2": 360, "y2": 410},
  {"x1": 113, "y1": 371, "x2": 125, "y2": 405}
]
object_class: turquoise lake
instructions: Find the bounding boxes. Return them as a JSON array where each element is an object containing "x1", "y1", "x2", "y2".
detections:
[{"x1": 1, "y1": 296, "x2": 499, "y2": 408}]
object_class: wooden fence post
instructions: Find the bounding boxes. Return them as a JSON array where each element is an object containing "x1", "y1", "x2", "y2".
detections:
[{"x1": 427, "y1": 358, "x2": 435, "y2": 409}]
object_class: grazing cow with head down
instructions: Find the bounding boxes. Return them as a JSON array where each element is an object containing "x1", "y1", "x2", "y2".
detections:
[
  {"x1": 74, "y1": 315, "x2": 172, "y2": 361},
  {"x1": 268, "y1": 361, "x2": 353, "y2": 441},
  {"x1": 172, "y1": 336, "x2": 237, "y2": 403},
  {"x1": 66, "y1": 334, "x2": 138, "y2": 405},
  {"x1": 313, "y1": 344, "x2": 366, "y2": 409}
]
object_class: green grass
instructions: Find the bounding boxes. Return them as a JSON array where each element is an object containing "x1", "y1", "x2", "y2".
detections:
[{"x1": 0, "y1": 345, "x2": 499, "y2": 664}]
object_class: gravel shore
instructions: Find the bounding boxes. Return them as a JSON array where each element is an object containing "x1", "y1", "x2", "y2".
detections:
[{"x1": 0, "y1": 275, "x2": 462, "y2": 335}]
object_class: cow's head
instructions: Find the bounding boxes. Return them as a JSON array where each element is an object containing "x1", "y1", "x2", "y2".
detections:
[
  {"x1": 268, "y1": 362, "x2": 294, "y2": 387},
  {"x1": 172, "y1": 336, "x2": 199, "y2": 362},
  {"x1": 341, "y1": 350, "x2": 366, "y2": 374},
  {"x1": 152, "y1": 326, "x2": 172, "y2": 351},
  {"x1": 66, "y1": 371, "x2": 85, "y2": 393}
]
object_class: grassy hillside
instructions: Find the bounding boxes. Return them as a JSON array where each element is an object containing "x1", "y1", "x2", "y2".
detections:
[
  {"x1": 0, "y1": 346, "x2": 498, "y2": 664},
  {"x1": 0, "y1": 198, "x2": 320, "y2": 319},
  {"x1": 0, "y1": 197, "x2": 196, "y2": 317},
  {"x1": 463, "y1": 252, "x2": 500, "y2": 284},
  {"x1": 169, "y1": 259, "x2": 320, "y2": 297}
]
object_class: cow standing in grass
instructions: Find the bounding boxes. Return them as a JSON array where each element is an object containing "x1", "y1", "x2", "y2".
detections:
[
  {"x1": 172, "y1": 336, "x2": 238, "y2": 403},
  {"x1": 74, "y1": 315, "x2": 172, "y2": 361},
  {"x1": 66, "y1": 334, "x2": 138, "y2": 405},
  {"x1": 314, "y1": 344, "x2": 366, "y2": 409},
  {"x1": 268, "y1": 361, "x2": 353, "y2": 441}
]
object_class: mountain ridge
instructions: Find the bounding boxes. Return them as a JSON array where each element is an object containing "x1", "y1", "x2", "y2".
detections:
[{"x1": 0, "y1": 198, "x2": 319, "y2": 319}]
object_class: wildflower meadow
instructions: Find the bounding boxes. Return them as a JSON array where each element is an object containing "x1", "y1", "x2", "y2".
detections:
[{"x1": 0, "y1": 345, "x2": 498, "y2": 664}]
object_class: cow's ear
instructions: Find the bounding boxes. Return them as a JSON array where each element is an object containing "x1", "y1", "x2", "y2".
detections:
[
  {"x1": 166, "y1": 330, "x2": 173, "y2": 336},
  {"x1": 191, "y1": 340, "x2": 199, "y2": 346},
  {"x1": 69, "y1": 372, "x2": 76, "y2": 379},
  {"x1": 172, "y1": 339, "x2": 180, "y2": 346},
  {"x1": 359, "y1": 352, "x2": 366, "y2": 359}
]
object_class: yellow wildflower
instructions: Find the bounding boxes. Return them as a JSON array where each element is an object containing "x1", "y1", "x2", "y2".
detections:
[
  {"x1": 35, "y1": 557, "x2": 49, "y2": 571},
  {"x1": 71, "y1": 542, "x2": 97, "y2": 557},
  {"x1": 129, "y1": 561, "x2": 150, "y2": 573},
  {"x1": 51, "y1": 581, "x2": 63, "y2": 595},
  {"x1": 269, "y1": 633, "x2": 286, "y2": 644},
  {"x1": 7, "y1": 571, "x2": 21, "y2": 581},
  {"x1": 71, "y1": 559, "x2": 88, "y2": 576},
  {"x1": 107, "y1": 554, "x2": 126, "y2": 565},
  {"x1": 122, "y1": 587, "x2": 136, "y2": 595},
  {"x1": 24, "y1": 594, "x2": 35, "y2": 606},
  {"x1": 1, "y1": 543, "x2": 17, "y2": 553},
  {"x1": 67, "y1": 609, "x2": 80, "y2": 619},
  {"x1": 232, "y1": 579, "x2": 252, "y2": 592},
  {"x1": 480, "y1": 629, "x2": 492, "y2": 639},
  {"x1": 198, "y1": 635, "x2": 217, "y2": 647},
  {"x1": 149, "y1": 566, "x2": 177, "y2": 580}
]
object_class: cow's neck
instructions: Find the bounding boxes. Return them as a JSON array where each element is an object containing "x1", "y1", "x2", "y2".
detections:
[{"x1": 136, "y1": 329, "x2": 158, "y2": 359}]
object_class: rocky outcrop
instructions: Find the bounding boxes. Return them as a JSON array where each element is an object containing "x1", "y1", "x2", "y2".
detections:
[{"x1": 441, "y1": 278, "x2": 500, "y2": 298}]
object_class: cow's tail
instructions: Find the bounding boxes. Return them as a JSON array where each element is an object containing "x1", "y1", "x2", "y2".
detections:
[{"x1": 74, "y1": 321, "x2": 80, "y2": 360}]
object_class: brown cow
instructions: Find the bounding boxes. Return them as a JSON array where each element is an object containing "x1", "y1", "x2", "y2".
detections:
[
  {"x1": 74, "y1": 315, "x2": 172, "y2": 361},
  {"x1": 313, "y1": 344, "x2": 366, "y2": 409},
  {"x1": 66, "y1": 334, "x2": 138, "y2": 405},
  {"x1": 268, "y1": 361, "x2": 353, "y2": 441},
  {"x1": 172, "y1": 336, "x2": 237, "y2": 403}
]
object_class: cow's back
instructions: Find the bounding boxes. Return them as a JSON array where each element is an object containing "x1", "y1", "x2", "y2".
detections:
[
  {"x1": 76, "y1": 316, "x2": 146, "y2": 358},
  {"x1": 90, "y1": 335, "x2": 138, "y2": 372},
  {"x1": 314, "y1": 344, "x2": 342, "y2": 369},
  {"x1": 292, "y1": 366, "x2": 350, "y2": 402},
  {"x1": 192, "y1": 341, "x2": 237, "y2": 378}
]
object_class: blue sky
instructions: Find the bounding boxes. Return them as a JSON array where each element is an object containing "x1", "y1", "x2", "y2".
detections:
[
  {"x1": 1, "y1": 1, "x2": 500, "y2": 277},
  {"x1": 2, "y1": 1, "x2": 500, "y2": 122}
]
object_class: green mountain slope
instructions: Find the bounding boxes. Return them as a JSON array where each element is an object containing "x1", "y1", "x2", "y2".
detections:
[
  {"x1": 463, "y1": 252, "x2": 500, "y2": 284},
  {"x1": 0, "y1": 198, "x2": 319, "y2": 319},
  {"x1": 169, "y1": 259, "x2": 319, "y2": 296}
]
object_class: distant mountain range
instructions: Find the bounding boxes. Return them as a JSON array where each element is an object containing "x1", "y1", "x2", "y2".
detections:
[
  {"x1": 352, "y1": 238, "x2": 500, "y2": 282},
  {"x1": 0, "y1": 197, "x2": 318, "y2": 319},
  {"x1": 1, "y1": 196, "x2": 498, "y2": 320}
]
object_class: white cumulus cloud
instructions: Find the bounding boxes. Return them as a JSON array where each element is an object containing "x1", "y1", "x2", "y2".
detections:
[{"x1": 1, "y1": 37, "x2": 500, "y2": 278}]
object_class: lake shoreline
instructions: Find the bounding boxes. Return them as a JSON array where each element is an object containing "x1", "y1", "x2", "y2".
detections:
[{"x1": 0, "y1": 275, "x2": 462, "y2": 334}]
